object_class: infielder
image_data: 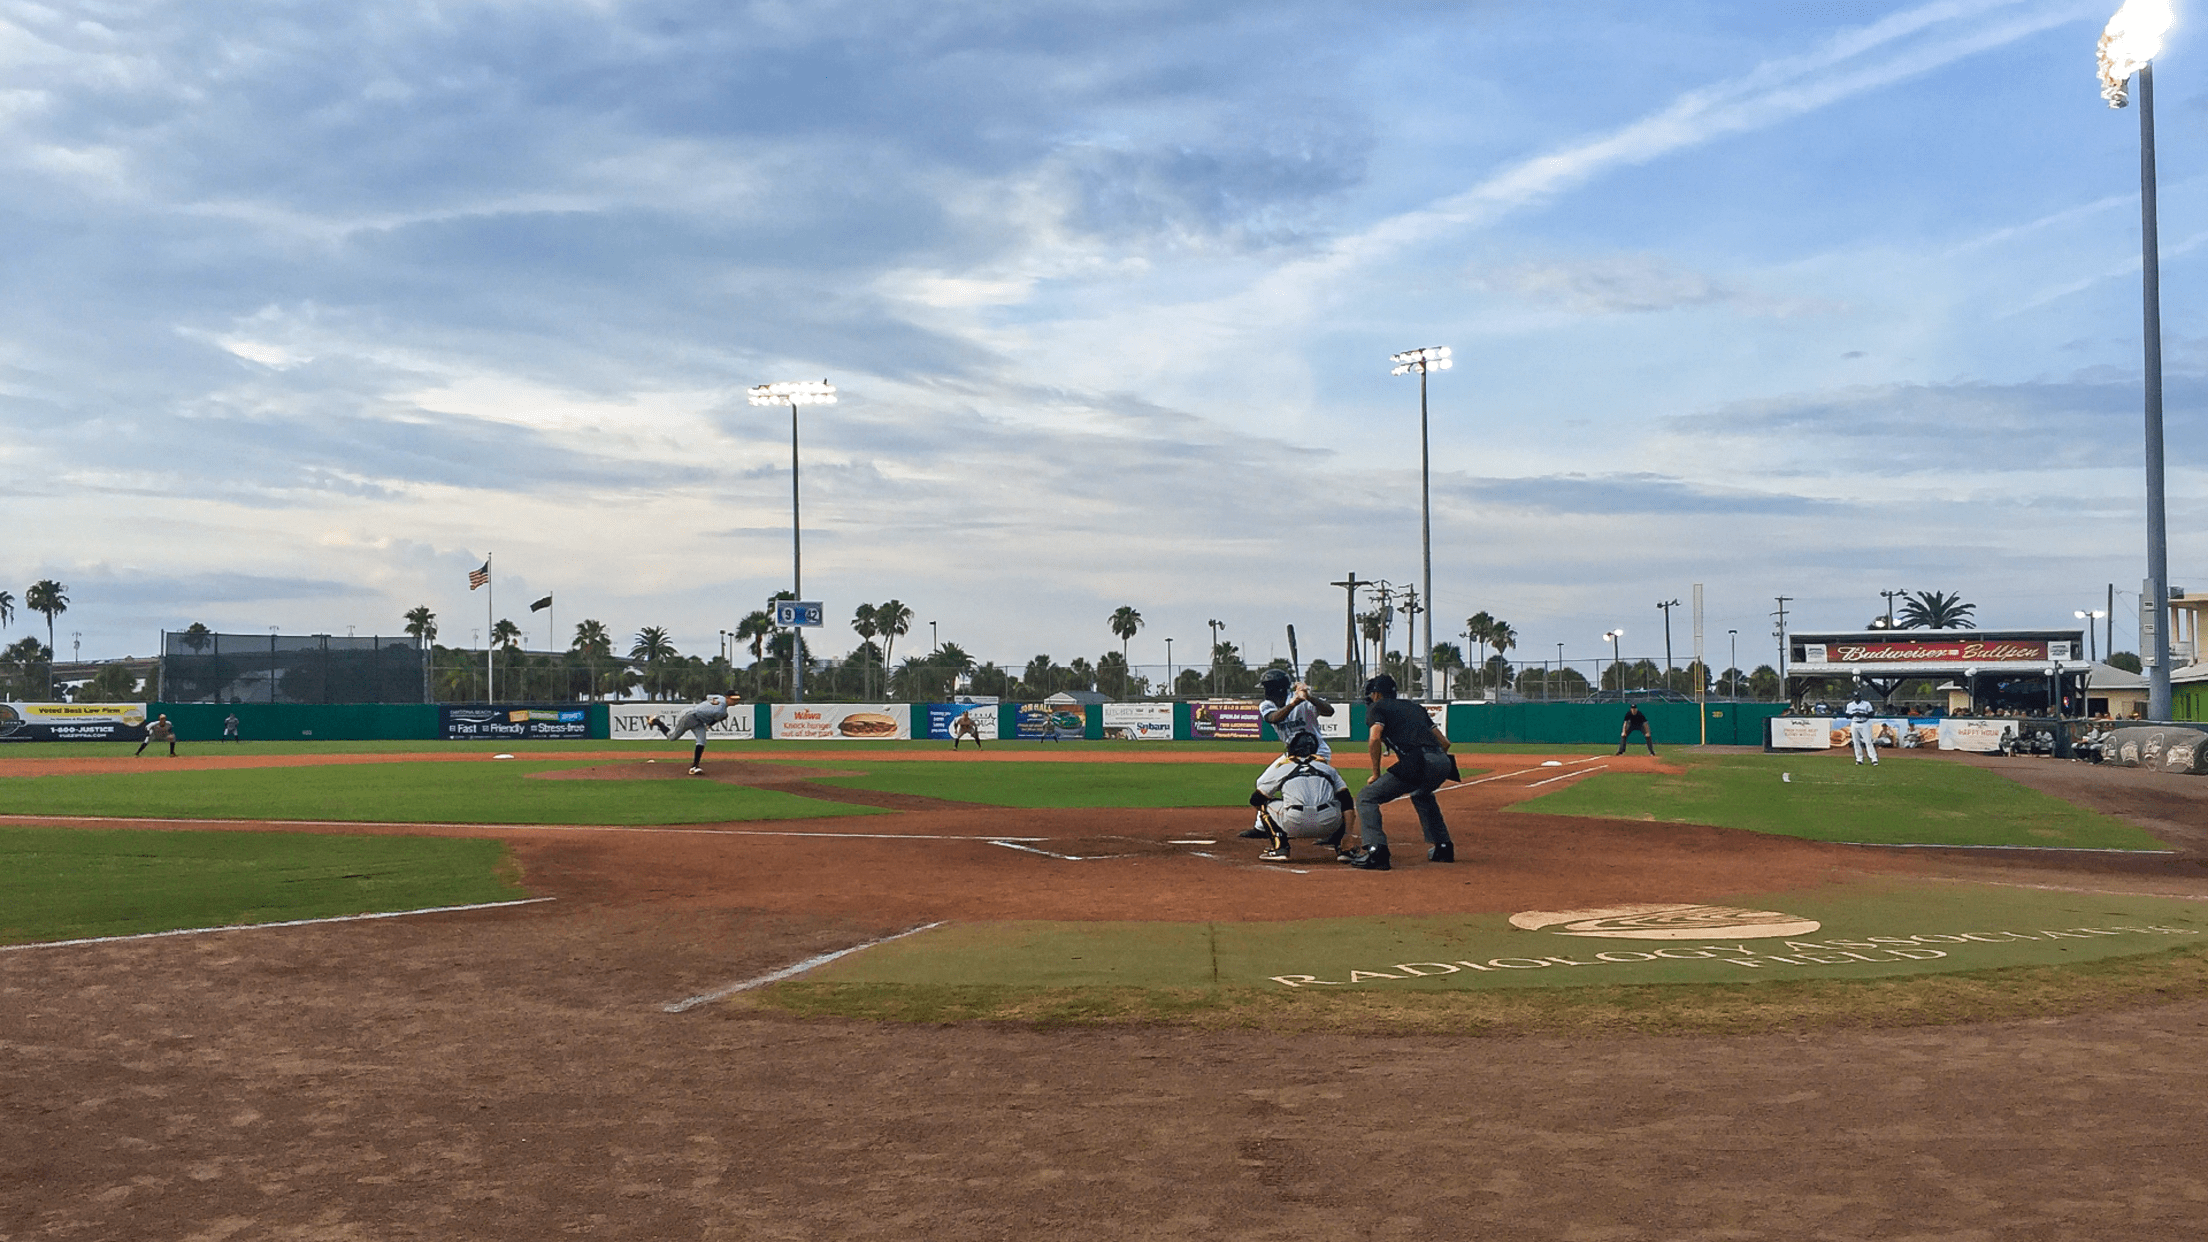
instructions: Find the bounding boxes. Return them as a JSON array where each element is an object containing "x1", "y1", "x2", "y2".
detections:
[
  {"x1": 1246, "y1": 732, "x2": 1355, "y2": 861},
  {"x1": 1845, "y1": 688, "x2": 1880, "y2": 766},
  {"x1": 951, "y1": 710, "x2": 984, "y2": 750},
  {"x1": 134, "y1": 714, "x2": 177, "y2": 758},
  {"x1": 649, "y1": 693, "x2": 738, "y2": 774}
]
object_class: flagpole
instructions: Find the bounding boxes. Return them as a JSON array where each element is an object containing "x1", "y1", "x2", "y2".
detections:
[{"x1": 486, "y1": 554, "x2": 495, "y2": 704}]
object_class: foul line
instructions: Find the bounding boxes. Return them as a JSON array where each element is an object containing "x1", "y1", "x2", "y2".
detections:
[
  {"x1": 1840, "y1": 842, "x2": 2180, "y2": 855},
  {"x1": 0, "y1": 815, "x2": 1043, "y2": 843},
  {"x1": 1526, "y1": 764, "x2": 1609, "y2": 788},
  {"x1": 662, "y1": 921, "x2": 946, "y2": 1013},
  {"x1": 0, "y1": 898, "x2": 556, "y2": 953}
]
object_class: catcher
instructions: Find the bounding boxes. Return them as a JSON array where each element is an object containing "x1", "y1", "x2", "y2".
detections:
[{"x1": 1246, "y1": 731, "x2": 1356, "y2": 862}]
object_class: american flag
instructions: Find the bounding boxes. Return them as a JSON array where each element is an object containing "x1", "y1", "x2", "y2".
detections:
[{"x1": 468, "y1": 561, "x2": 490, "y2": 590}]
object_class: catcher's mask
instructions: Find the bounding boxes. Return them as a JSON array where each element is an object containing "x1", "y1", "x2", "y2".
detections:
[
  {"x1": 1364, "y1": 674, "x2": 1398, "y2": 699},
  {"x1": 1285, "y1": 731, "x2": 1321, "y2": 759}
]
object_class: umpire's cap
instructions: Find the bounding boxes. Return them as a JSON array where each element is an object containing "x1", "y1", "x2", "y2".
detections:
[
  {"x1": 1285, "y1": 731, "x2": 1321, "y2": 758},
  {"x1": 1363, "y1": 673, "x2": 1398, "y2": 698}
]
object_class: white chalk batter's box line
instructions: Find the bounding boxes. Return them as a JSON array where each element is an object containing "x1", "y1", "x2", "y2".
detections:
[
  {"x1": 0, "y1": 814, "x2": 1046, "y2": 843},
  {"x1": 0, "y1": 898, "x2": 557, "y2": 953}
]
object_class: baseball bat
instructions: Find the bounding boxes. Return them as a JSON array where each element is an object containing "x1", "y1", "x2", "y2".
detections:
[{"x1": 1286, "y1": 624, "x2": 1301, "y2": 682}]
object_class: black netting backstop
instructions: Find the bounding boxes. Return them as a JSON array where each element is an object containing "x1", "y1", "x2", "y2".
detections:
[{"x1": 161, "y1": 632, "x2": 426, "y2": 704}]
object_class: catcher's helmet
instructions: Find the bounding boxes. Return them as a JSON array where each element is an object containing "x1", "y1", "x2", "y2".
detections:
[
  {"x1": 1364, "y1": 673, "x2": 1398, "y2": 698},
  {"x1": 1285, "y1": 731, "x2": 1321, "y2": 758}
]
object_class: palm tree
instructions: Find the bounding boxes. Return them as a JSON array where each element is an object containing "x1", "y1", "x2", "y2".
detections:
[
  {"x1": 735, "y1": 610, "x2": 774, "y2": 698},
  {"x1": 1429, "y1": 642, "x2": 1465, "y2": 697},
  {"x1": 571, "y1": 618, "x2": 612, "y2": 700},
  {"x1": 1463, "y1": 611, "x2": 1496, "y2": 692},
  {"x1": 851, "y1": 604, "x2": 880, "y2": 699},
  {"x1": 1899, "y1": 590, "x2": 1977, "y2": 630},
  {"x1": 181, "y1": 621, "x2": 214, "y2": 653},
  {"x1": 935, "y1": 641, "x2": 976, "y2": 688},
  {"x1": 1487, "y1": 619, "x2": 1516, "y2": 695},
  {"x1": 1107, "y1": 606, "x2": 1142, "y2": 695},
  {"x1": 1357, "y1": 610, "x2": 1386, "y2": 677},
  {"x1": 403, "y1": 607, "x2": 437, "y2": 644},
  {"x1": 25, "y1": 580, "x2": 67, "y2": 697},
  {"x1": 0, "y1": 589, "x2": 12, "y2": 630},
  {"x1": 875, "y1": 599, "x2": 913, "y2": 698},
  {"x1": 630, "y1": 626, "x2": 677, "y2": 699}
]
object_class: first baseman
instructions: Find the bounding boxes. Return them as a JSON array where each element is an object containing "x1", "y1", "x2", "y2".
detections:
[
  {"x1": 650, "y1": 693, "x2": 738, "y2": 773},
  {"x1": 1845, "y1": 689, "x2": 1880, "y2": 766}
]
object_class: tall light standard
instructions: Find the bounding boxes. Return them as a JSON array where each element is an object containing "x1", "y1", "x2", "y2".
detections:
[
  {"x1": 1727, "y1": 629, "x2": 1739, "y2": 697},
  {"x1": 2099, "y1": 0, "x2": 2177, "y2": 718},
  {"x1": 1603, "y1": 629, "x2": 1624, "y2": 693},
  {"x1": 1206, "y1": 619, "x2": 1223, "y2": 696},
  {"x1": 1390, "y1": 345, "x2": 1451, "y2": 701},
  {"x1": 1879, "y1": 588, "x2": 1907, "y2": 628},
  {"x1": 2075, "y1": 609, "x2": 2110, "y2": 662},
  {"x1": 1556, "y1": 641, "x2": 1565, "y2": 700},
  {"x1": 748, "y1": 379, "x2": 836, "y2": 702},
  {"x1": 1165, "y1": 638, "x2": 1174, "y2": 695}
]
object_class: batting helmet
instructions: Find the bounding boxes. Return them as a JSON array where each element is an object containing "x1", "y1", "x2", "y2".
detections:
[{"x1": 1259, "y1": 668, "x2": 1292, "y2": 700}]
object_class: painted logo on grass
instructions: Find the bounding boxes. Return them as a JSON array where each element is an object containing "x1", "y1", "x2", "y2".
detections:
[{"x1": 1509, "y1": 904, "x2": 1821, "y2": 940}]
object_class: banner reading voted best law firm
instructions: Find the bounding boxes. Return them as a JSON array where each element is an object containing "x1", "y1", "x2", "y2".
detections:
[
  {"x1": 0, "y1": 702, "x2": 148, "y2": 742},
  {"x1": 440, "y1": 705, "x2": 590, "y2": 740}
]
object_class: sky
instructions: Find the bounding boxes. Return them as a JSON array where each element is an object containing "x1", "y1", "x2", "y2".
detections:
[{"x1": 3, "y1": 0, "x2": 2203, "y2": 679}]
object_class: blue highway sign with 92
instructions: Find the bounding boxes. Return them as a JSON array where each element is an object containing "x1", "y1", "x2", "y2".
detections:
[{"x1": 776, "y1": 600, "x2": 825, "y2": 627}]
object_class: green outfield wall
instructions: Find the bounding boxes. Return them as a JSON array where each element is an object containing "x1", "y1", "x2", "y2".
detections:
[{"x1": 152, "y1": 702, "x2": 442, "y2": 741}]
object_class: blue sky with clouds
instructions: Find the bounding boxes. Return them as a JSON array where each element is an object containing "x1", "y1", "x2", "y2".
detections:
[{"x1": 3, "y1": 0, "x2": 2201, "y2": 675}]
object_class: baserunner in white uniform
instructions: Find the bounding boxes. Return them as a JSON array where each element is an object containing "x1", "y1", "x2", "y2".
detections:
[
  {"x1": 1845, "y1": 691, "x2": 1880, "y2": 766},
  {"x1": 1247, "y1": 732, "x2": 1356, "y2": 861},
  {"x1": 651, "y1": 693, "x2": 738, "y2": 774}
]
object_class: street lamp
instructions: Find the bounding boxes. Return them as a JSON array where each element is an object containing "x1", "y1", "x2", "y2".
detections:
[
  {"x1": 2075, "y1": 609, "x2": 2110, "y2": 662},
  {"x1": 1879, "y1": 588, "x2": 1908, "y2": 628},
  {"x1": 1206, "y1": 619, "x2": 1223, "y2": 695},
  {"x1": 748, "y1": 379, "x2": 836, "y2": 702},
  {"x1": 1165, "y1": 638, "x2": 1174, "y2": 694},
  {"x1": 1728, "y1": 629, "x2": 1739, "y2": 698},
  {"x1": 1603, "y1": 629, "x2": 1624, "y2": 693},
  {"x1": 930, "y1": 620, "x2": 939, "y2": 652},
  {"x1": 2099, "y1": 0, "x2": 2177, "y2": 718},
  {"x1": 1655, "y1": 598, "x2": 1680, "y2": 683},
  {"x1": 1391, "y1": 345, "x2": 1450, "y2": 701}
]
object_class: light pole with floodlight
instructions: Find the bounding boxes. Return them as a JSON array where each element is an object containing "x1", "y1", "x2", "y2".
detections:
[
  {"x1": 748, "y1": 379, "x2": 836, "y2": 701},
  {"x1": 1390, "y1": 345, "x2": 1450, "y2": 701},
  {"x1": 2099, "y1": 0, "x2": 2177, "y2": 718},
  {"x1": 2075, "y1": 609, "x2": 2110, "y2": 662},
  {"x1": 1604, "y1": 629, "x2": 1624, "y2": 693}
]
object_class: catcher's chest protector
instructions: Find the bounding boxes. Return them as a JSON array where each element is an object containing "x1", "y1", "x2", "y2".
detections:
[{"x1": 1274, "y1": 760, "x2": 1343, "y2": 835}]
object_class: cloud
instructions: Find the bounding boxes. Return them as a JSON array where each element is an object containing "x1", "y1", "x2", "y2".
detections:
[{"x1": 1471, "y1": 254, "x2": 1844, "y2": 317}]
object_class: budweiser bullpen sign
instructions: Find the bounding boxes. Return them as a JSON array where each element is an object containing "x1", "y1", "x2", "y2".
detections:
[{"x1": 1829, "y1": 640, "x2": 2048, "y2": 663}]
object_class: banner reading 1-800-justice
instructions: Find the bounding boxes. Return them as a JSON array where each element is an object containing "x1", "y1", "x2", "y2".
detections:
[{"x1": 0, "y1": 702, "x2": 149, "y2": 742}]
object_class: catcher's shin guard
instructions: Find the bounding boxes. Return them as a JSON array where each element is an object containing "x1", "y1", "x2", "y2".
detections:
[{"x1": 1259, "y1": 806, "x2": 1289, "y2": 853}]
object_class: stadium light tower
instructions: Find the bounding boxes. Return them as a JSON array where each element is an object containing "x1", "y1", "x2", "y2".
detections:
[
  {"x1": 2099, "y1": 0, "x2": 2177, "y2": 718},
  {"x1": 1391, "y1": 345, "x2": 1451, "y2": 701},
  {"x1": 750, "y1": 379, "x2": 836, "y2": 701},
  {"x1": 1604, "y1": 628, "x2": 1624, "y2": 691},
  {"x1": 2076, "y1": 609, "x2": 2110, "y2": 662}
]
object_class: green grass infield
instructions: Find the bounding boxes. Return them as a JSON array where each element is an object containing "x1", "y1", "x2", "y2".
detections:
[
  {"x1": 758, "y1": 881, "x2": 2208, "y2": 1031},
  {"x1": 0, "y1": 825, "x2": 529, "y2": 945},
  {"x1": 1510, "y1": 752, "x2": 2167, "y2": 850},
  {"x1": 0, "y1": 760, "x2": 880, "y2": 825}
]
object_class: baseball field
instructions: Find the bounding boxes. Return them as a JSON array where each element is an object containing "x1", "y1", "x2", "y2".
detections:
[{"x1": 8, "y1": 738, "x2": 2208, "y2": 1238}]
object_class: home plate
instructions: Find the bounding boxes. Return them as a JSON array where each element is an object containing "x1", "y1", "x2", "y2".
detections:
[{"x1": 1167, "y1": 839, "x2": 1216, "y2": 845}]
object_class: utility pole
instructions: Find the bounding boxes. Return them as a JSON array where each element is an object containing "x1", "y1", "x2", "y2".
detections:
[
  {"x1": 1880, "y1": 588, "x2": 1906, "y2": 628},
  {"x1": 1656, "y1": 598, "x2": 1680, "y2": 683},
  {"x1": 1331, "y1": 573, "x2": 1365, "y2": 696},
  {"x1": 1400, "y1": 585, "x2": 1425, "y2": 699},
  {"x1": 1206, "y1": 619, "x2": 1223, "y2": 696},
  {"x1": 1772, "y1": 596, "x2": 1793, "y2": 707}
]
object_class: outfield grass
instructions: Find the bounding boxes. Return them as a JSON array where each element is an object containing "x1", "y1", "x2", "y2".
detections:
[
  {"x1": 1513, "y1": 753, "x2": 2167, "y2": 850},
  {"x1": 0, "y1": 826, "x2": 528, "y2": 945},
  {"x1": 0, "y1": 761, "x2": 881, "y2": 825}
]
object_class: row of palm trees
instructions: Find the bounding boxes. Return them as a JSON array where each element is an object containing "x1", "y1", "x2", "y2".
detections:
[{"x1": 0, "y1": 580, "x2": 71, "y2": 698}]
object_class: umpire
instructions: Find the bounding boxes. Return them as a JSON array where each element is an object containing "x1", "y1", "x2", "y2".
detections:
[{"x1": 1346, "y1": 674, "x2": 1457, "y2": 871}]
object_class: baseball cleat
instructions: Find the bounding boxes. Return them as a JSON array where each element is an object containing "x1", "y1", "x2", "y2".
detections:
[
  {"x1": 1258, "y1": 847, "x2": 1290, "y2": 861},
  {"x1": 688, "y1": 766, "x2": 704, "y2": 775},
  {"x1": 1342, "y1": 845, "x2": 1392, "y2": 871},
  {"x1": 1428, "y1": 842, "x2": 1455, "y2": 863}
]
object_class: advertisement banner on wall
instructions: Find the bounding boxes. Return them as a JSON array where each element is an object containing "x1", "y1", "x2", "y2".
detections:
[
  {"x1": 1769, "y1": 716, "x2": 1940, "y2": 750},
  {"x1": 0, "y1": 702, "x2": 149, "y2": 742},
  {"x1": 608, "y1": 703, "x2": 755, "y2": 742},
  {"x1": 771, "y1": 704, "x2": 910, "y2": 740},
  {"x1": 1101, "y1": 702, "x2": 1174, "y2": 740},
  {"x1": 440, "y1": 705, "x2": 591, "y2": 740},
  {"x1": 924, "y1": 702, "x2": 997, "y2": 740},
  {"x1": 1318, "y1": 708, "x2": 1350, "y2": 738},
  {"x1": 1939, "y1": 719, "x2": 2018, "y2": 752},
  {"x1": 1014, "y1": 703, "x2": 1082, "y2": 739},
  {"x1": 1190, "y1": 699, "x2": 1264, "y2": 740}
]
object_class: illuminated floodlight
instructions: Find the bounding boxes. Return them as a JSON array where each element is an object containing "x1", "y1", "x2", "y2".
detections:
[
  {"x1": 2099, "y1": 0, "x2": 2173, "y2": 106},
  {"x1": 748, "y1": 380, "x2": 837, "y2": 406},
  {"x1": 1389, "y1": 345, "x2": 1452, "y2": 376}
]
